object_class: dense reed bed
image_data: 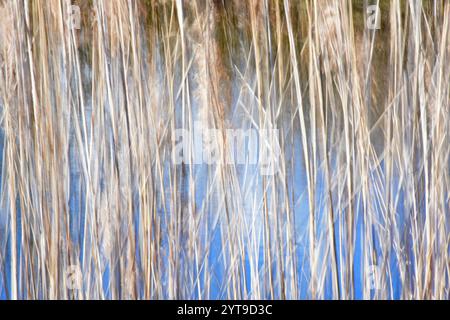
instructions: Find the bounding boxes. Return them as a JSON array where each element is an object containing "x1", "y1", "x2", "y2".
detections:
[{"x1": 0, "y1": 0, "x2": 449, "y2": 300}]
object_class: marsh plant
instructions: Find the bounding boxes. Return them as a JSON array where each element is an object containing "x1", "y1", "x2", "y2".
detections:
[{"x1": 0, "y1": 0, "x2": 449, "y2": 300}]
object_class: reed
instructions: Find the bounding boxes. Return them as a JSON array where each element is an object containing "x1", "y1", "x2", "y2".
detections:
[{"x1": 0, "y1": 0, "x2": 448, "y2": 300}]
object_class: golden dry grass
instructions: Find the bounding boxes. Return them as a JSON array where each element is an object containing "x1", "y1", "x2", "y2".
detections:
[{"x1": 0, "y1": 0, "x2": 449, "y2": 300}]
